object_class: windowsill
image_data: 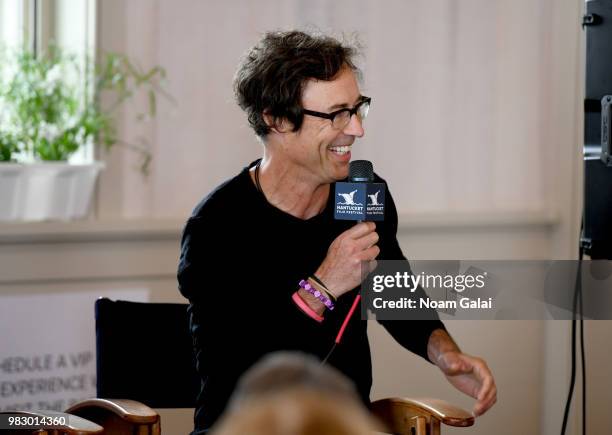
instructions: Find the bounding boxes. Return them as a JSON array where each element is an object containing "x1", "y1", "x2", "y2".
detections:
[
  {"x1": 0, "y1": 211, "x2": 559, "y2": 284},
  {"x1": 0, "y1": 218, "x2": 185, "y2": 244},
  {"x1": 0, "y1": 210, "x2": 558, "y2": 245},
  {"x1": 397, "y1": 210, "x2": 559, "y2": 230}
]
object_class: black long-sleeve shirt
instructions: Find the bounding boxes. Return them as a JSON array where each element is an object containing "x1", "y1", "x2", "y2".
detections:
[{"x1": 177, "y1": 160, "x2": 445, "y2": 433}]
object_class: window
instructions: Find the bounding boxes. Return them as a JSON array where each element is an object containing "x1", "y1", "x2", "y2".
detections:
[
  {"x1": 0, "y1": 0, "x2": 29, "y2": 49},
  {"x1": 0, "y1": 0, "x2": 97, "y2": 163},
  {"x1": 0, "y1": 0, "x2": 96, "y2": 54}
]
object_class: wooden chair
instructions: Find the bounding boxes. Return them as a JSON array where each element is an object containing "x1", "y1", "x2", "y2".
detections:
[
  {"x1": 65, "y1": 298, "x2": 473, "y2": 435},
  {"x1": 0, "y1": 410, "x2": 103, "y2": 435},
  {"x1": 65, "y1": 399, "x2": 159, "y2": 435},
  {"x1": 371, "y1": 397, "x2": 474, "y2": 435}
]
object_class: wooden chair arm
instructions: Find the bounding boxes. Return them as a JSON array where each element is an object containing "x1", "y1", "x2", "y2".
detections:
[
  {"x1": 66, "y1": 398, "x2": 160, "y2": 435},
  {"x1": 0, "y1": 410, "x2": 103, "y2": 434},
  {"x1": 371, "y1": 397, "x2": 474, "y2": 434},
  {"x1": 66, "y1": 398, "x2": 159, "y2": 424}
]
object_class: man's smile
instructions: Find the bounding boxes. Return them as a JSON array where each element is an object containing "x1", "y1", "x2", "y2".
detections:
[{"x1": 328, "y1": 145, "x2": 352, "y2": 156}]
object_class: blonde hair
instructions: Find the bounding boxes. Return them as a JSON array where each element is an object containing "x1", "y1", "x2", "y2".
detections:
[
  {"x1": 229, "y1": 352, "x2": 357, "y2": 408},
  {"x1": 212, "y1": 352, "x2": 381, "y2": 435},
  {"x1": 211, "y1": 387, "x2": 380, "y2": 435}
]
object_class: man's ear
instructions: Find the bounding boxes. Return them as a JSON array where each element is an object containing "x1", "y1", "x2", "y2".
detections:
[{"x1": 263, "y1": 111, "x2": 293, "y2": 134}]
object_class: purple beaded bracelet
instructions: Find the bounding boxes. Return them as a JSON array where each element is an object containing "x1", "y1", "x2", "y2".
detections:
[{"x1": 299, "y1": 279, "x2": 335, "y2": 310}]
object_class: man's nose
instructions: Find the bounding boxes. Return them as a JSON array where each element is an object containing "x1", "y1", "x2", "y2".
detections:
[{"x1": 343, "y1": 113, "x2": 365, "y2": 137}]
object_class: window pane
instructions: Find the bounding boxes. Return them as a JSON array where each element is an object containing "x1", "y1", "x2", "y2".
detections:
[
  {"x1": 1, "y1": 0, "x2": 97, "y2": 164},
  {"x1": 0, "y1": 0, "x2": 26, "y2": 48}
]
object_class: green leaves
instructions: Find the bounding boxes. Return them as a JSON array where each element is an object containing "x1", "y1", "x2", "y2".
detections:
[
  {"x1": 0, "y1": 45, "x2": 168, "y2": 172},
  {"x1": 0, "y1": 133, "x2": 20, "y2": 162}
]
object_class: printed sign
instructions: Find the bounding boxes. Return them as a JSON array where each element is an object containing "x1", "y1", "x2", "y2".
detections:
[{"x1": 0, "y1": 289, "x2": 148, "y2": 412}]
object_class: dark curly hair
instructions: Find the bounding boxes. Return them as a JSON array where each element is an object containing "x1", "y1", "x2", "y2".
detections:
[{"x1": 233, "y1": 30, "x2": 361, "y2": 138}]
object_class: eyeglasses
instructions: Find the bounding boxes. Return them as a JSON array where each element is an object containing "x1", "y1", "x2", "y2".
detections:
[{"x1": 302, "y1": 96, "x2": 371, "y2": 130}]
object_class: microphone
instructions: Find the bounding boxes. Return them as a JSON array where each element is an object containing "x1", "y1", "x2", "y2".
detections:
[
  {"x1": 334, "y1": 160, "x2": 385, "y2": 221},
  {"x1": 322, "y1": 160, "x2": 385, "y2": 360}
]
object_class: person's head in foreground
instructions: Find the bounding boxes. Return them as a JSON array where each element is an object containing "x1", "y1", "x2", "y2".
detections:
[{"x1": 210, "y1": 352, "x2": 380, "y2": 435}]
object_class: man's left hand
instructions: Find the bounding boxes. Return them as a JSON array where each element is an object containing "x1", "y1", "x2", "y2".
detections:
[{"x1": 435, "y1": 351, "x2": 497, "y2": 417}]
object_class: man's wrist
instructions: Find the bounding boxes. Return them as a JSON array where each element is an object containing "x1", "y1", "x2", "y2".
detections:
[
  {"x1": 314, "y1": 267, "x2": 339, "y2": 298},
  {"x1": 427, "y1": 328, "x2": 461, "y2": 365},
  {"x1": 297, "y1": 288, "x2": 326, "y2": 316}
]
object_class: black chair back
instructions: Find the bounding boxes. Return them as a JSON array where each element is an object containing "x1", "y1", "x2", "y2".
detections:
[{"x1": 95, "y1": 298, "x2": 199, "y2": 408}]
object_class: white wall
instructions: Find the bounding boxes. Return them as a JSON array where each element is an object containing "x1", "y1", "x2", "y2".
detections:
[
  {"x1": 95, "y1": 0, "x2": 581, "y2": 230},
  {"x1": 0, "y1": 1, "x2": 601, "y2": 434}
]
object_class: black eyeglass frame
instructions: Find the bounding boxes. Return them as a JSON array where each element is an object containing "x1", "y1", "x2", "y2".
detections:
[{"x1": 302, "y1": 96, "x2": 372, "y2": 127}]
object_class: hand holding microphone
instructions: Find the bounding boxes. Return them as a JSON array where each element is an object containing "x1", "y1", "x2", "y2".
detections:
[
  {"x1": 315, "y1": 222, "x2": 380, "y2": 298},
  {"x1": 316, "y1": 160, "x2": 385, "y2": 299},
  {"x1": 315, "y1": 160, "x2": 387, "y2": 357}
]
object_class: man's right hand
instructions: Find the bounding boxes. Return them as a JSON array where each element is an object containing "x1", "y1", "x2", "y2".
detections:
[{"x1": 315, "y1": 222, "x2": 380, "y2": 299}]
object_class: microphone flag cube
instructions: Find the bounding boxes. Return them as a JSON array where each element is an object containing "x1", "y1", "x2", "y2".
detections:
[{"x1": 334, "y1": 182, "x2": 385, "y2": 221}]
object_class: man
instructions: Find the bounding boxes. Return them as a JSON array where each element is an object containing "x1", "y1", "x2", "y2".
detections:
[{"x1": 178, "y1": 30, "x2": 496, "y2": 434}]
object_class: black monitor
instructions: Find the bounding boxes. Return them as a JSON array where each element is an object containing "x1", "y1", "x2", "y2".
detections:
[{"x1": 582, "y1": 0, "x2": 612, "y2": 259}]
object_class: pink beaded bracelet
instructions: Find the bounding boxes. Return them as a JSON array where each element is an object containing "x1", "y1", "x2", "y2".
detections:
[{"x1": 299, "y1": 279, "x2": 335, "y2": 310}]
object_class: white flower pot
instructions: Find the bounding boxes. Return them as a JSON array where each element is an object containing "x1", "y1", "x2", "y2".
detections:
[
  {"x1": 0, "y1": 162, "x2": 104, "y2": 222},
  {"x1": 0, "y1": 164, "x2": 25, "y2": 221}
]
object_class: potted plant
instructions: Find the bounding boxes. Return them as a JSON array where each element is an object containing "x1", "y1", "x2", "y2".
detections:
[{"x1": 0, "y1": 46, "x2": 167, "y2": 221}]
